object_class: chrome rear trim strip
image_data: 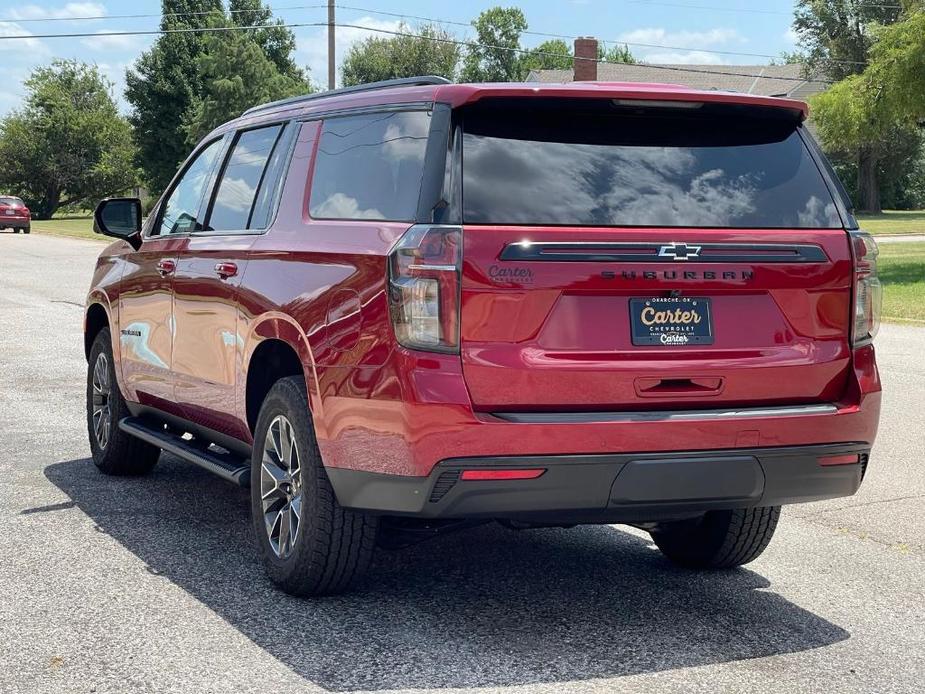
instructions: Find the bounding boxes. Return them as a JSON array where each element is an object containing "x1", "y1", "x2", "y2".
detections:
[{"x1": 492, "y1": 403, "x2": 839, "y2": 424}]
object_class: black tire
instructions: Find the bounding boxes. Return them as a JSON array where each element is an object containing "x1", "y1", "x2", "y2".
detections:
[
  {"x1": 23, "y1": 226, "x2": 30, "y2": 234},
  {"x1": 251, "y1": 376, "x2": 378, "y2": 596},
  {"x1": 650, "y1": 506, "x2": 781, "y2": 569},
  {"x1": 87, "y1": 328, "x2": 160, "y2": 475}
]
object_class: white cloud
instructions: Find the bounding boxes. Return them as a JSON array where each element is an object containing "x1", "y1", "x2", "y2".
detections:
[
  {"x1": 0, "y1": 21, "x2": 46, "y2": 52},
  {"x1": 618, "y1": 27, "x2": 744, "y2": 50},
  {"x1": 81, "y1": 31, "x2": 138, "y2": 50},
  {"x1": 295, "y1": 16, "x2": 403, "y2": 87},
  {"x1": 616, "y1": 27, "x2": 744, "y2": 65},
  {"x1": 9, "y1": 3, "x2": 106, "y2": 20},
  {"x1": 643, "y1": 51, "x2": 726, "y2": 65}
]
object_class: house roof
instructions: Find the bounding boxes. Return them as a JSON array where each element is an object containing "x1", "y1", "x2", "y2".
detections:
[{"x1": 526, "y1": 63, "x2": 828, "y2": 100}]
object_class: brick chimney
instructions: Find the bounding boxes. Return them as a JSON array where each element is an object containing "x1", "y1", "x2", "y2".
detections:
[{"x1": 573, "y1": 37, "x2": 598, "y2": 81}]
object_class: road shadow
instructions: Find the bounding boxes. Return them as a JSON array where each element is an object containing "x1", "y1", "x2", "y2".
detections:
[{"x1": 45, "y1": 456, "x2": 849, "y2": 691}]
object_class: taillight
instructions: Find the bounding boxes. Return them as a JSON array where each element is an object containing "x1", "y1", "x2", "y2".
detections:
[
  {"x1": 388, "y1": 224, "x2": 462, "y2": 353},
  {"x1": 849, "y1": 230, "x2": 881, "y2": 347}
]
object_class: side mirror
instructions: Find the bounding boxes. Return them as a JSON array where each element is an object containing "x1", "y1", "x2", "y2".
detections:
[{"x1": 93, "y1": 197, "x2": 143, "y2": 250}]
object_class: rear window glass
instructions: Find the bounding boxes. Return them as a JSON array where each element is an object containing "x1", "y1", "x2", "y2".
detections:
[
  {"x1": 309, "y1": 110, "x2": 430, "y2": 221},
  {"x1": 461, "y1": 99, "x2": 841, "y2": 229},
  {"x1": 0, "y1": 197, "x2": 23, "y2": 206}
]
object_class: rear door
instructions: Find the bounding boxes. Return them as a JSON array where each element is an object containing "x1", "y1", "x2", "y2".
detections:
[
  {"x1": 456, "y1": 98, "x2": 853, "y2": 412},
  {"x1": 172, "y1": 123, "x2": 290, "y2": 438}
]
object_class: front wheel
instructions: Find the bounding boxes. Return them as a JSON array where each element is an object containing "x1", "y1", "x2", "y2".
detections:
[
  {"x1": 650, "y1": 506, "x2": 780, "y2": 569},
  {"x1": 250, "y1": 376, "x2": 378, "y2": 596}
]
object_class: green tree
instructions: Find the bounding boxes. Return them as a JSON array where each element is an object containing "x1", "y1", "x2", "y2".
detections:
[
  {"x1": 228, "y1": 0, "x2": 305, "y2": 81},
  {"x1": 341, "y1": 23, "x2": 460, "y2": 86},
  {"x1": 520, "y1": 39, "x2": 635, "y2": 77},
  {"x1": 793, "y1": 0, "x2": 903, "y2": 81},
  {"x1": 126, "y1": 0, "x2": 305, "y2": 194},
  {"x1": 521, "y1": 39, "x2": 572, "y2": 73},
  {"x1": 183, "y1": 14, "x2": 310, "y2": 145},
  {"x1": 0, "y1": 61, "x2": 137, "y2": 219},
  {"x1": 792, "y1": 0, "x2": 908, "y2": 211},
  {"x1": 811, "y1": 5, "x2": 925, "y2": 209},
  {"x1": 599, "y1": 42, "x2": 636, "y2": 65},
  {"x1": 125, "y1": 0, "x2": 222, "y2": 195},
  {"x1": 461, "y1": 6, "x2": 528, "y2": 82}
]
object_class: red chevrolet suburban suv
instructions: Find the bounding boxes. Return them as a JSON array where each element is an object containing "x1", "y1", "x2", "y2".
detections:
[{"x1": 85, "y1": 77, "x2": 881, "y2": 596}]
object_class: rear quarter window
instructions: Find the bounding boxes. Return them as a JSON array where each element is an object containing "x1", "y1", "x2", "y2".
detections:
[
  {"x1": 309, "y1": 110, "x2": 431, "y2": 221},
  {"x1": 461, "y1": 99, "x2": 842, "y2": 229}
]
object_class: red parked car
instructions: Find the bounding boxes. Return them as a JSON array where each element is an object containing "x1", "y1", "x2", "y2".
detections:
[
  {"x1": 85, "y1": 78, "x2": 882, "y2": 596},
  {"x1": 0, "y1": 196, "x2": 31, "y2": 233}
]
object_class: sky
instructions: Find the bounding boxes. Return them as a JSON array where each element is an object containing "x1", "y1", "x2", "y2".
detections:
[{"x1": 0, "y1": 1, "x2": 804, "y2": 115}]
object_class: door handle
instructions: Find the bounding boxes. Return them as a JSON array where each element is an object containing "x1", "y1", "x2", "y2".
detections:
[
  {"x1": 634, "y1": 377, "x2": 724, "y2": 398},
  {"x1": 156, "y1": 258, "x2": 176, "y2": 276},
  {"x1": 214, "y1": 262, "x2": 238, "y2": 279}
]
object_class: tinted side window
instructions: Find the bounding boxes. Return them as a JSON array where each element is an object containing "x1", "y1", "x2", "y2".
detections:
[
  {"x1": 309, "y1": 111, "x2": 431, "y2": 221},
  {"x1": 208, "y1": 125, "x2": 282, "y2": 231},
  {"x1": 157, "y1": 138, "x2": 223, "y2": 236}
]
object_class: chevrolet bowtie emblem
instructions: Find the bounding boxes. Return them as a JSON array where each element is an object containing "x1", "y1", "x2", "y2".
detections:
[{"x1": 658, "y1": 243, "x2": 702, "y2": 261}]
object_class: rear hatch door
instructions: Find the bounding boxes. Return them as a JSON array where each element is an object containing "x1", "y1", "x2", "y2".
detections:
[{"x1": 456, "y1": 97, "x2": 853, "y2": 412}]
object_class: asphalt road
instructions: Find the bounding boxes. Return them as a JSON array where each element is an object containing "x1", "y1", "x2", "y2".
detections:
[{"x1": 1, "y1": 232, "x2": 923, "y2": 694}]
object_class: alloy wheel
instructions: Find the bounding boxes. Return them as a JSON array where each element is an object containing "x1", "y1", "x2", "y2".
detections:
[
  {"x1": 260, "y1": 415, "x2": 303, "y2": 559},
  {"x1": 91, "y1": 352, "x2": 112, "y2": 450}
]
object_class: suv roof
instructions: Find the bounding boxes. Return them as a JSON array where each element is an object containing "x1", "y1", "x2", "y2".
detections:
[{"x1": 219, "y1": 76, "x2": 810, "y2": 138}]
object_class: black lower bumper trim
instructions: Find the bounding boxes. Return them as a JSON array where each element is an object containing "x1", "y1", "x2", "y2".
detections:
[{"x1": 326, "y1": 443, "x2": 870, "y2": 522}]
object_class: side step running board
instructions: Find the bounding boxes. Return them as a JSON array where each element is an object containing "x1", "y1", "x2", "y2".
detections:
[{"x1": 119, "y1": 417, "x2": 251, "y2": 487}]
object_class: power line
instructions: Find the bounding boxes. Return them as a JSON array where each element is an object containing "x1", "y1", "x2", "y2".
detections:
[
  {"x1": 333, "y1": 4, "x2": 869, "y2": 66},
  {"x1": 342, "y1": 22, "x2": 833, "y2": 84},
  {"x1": 0, "y1": 1, "x2": 869, "y2": 67},
  {"x1": 626, "y1": 1, "x2": 902, "y2": 13},
  {"x1": 0, "y1": 4, "x2": 326, "y2": 24},
  {"x1": 0, "y1": 18, "x2": 831, "y2": 84}
]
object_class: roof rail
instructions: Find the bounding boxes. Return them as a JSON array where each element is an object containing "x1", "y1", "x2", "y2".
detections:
[{"x1": 242, "y1": 76, "x2": 453, "y2": 117}]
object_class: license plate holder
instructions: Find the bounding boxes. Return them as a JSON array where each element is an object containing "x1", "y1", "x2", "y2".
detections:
[{"x1": 629, "y1": 296, "x2": 714, "y2": 346}]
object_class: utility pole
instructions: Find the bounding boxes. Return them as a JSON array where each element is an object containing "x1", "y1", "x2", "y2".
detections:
[{"x1": 327, "y1": 0, "x2": 335, "y2": 90}]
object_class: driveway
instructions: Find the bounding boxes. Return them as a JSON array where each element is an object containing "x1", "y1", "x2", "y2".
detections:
[{"x1": 1, "y1": 233, "x2": 923, "y2": 693}]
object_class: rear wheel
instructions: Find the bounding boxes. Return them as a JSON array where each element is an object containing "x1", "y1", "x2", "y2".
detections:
[
  {"x1": 251, "y1": 376, "x2": 378, "y2": 596},
  {"x1": 22, "y1": 225, "x2": 29, "y2": 234},
  {"x1": 650, "y1": 506, "x2": 780, "y2": 569},
  {"x1": 87, "y1": 328, "x2": 160, "y2": 475}
]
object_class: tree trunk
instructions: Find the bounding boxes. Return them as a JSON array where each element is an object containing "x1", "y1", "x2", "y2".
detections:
[
  {"x1": 35, "y1": 186, "x2": 61, "y2": 220},
  {"x1": 857, "y1": 147, "x2": 881, "y2": 214}
]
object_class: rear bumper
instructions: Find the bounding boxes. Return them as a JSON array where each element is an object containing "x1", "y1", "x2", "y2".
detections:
[
  {"x1": 0, "y1": 219, "x2": 29, "y2": 228},
  {"x1": 327, "y1": 442, "x2": 870, "y2": 522}
]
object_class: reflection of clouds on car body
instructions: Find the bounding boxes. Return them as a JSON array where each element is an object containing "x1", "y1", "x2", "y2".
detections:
[
  {"x1": 213, "y1": 177, "x2": 256, "y2": 213},
  {"x1": 120, "y1": 322, "x2": 168, "y2": 369},
  {"x1": 798, "y1": 196, "x2": 840, "y2": 228},
  {"x1": 312, "y1": 192, "x2": 384, "y2": 220},
  {"x1": 463, "y1": 118, "x2": 841, "y2": 229},
  {"x1": 383, "y1": 120, "x2": 430, "y2": 162}
]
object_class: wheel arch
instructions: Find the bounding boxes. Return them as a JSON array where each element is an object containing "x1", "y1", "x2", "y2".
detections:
[
  {"x1": 84, "y1": 301, "x2": 111, "y2": 361},
  {"x1": 243, "y1": 316, "x2": 320, "y2": 436}
]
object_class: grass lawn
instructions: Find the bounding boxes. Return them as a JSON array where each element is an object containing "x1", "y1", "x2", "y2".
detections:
[
  {"x1": 30, "y1": 215, "x2": 101, "y2": 242},
  {"x1": 878, "y1": 241, "x2": 925, "y2": 324},
  {"x1": 856, "y1": 210, "x2": 925, "y2": 236}
]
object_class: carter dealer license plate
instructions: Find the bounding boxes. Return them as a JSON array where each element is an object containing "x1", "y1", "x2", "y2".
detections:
[{"x1": 629, "y1": 296, "x2": 714, "y2": 346}]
